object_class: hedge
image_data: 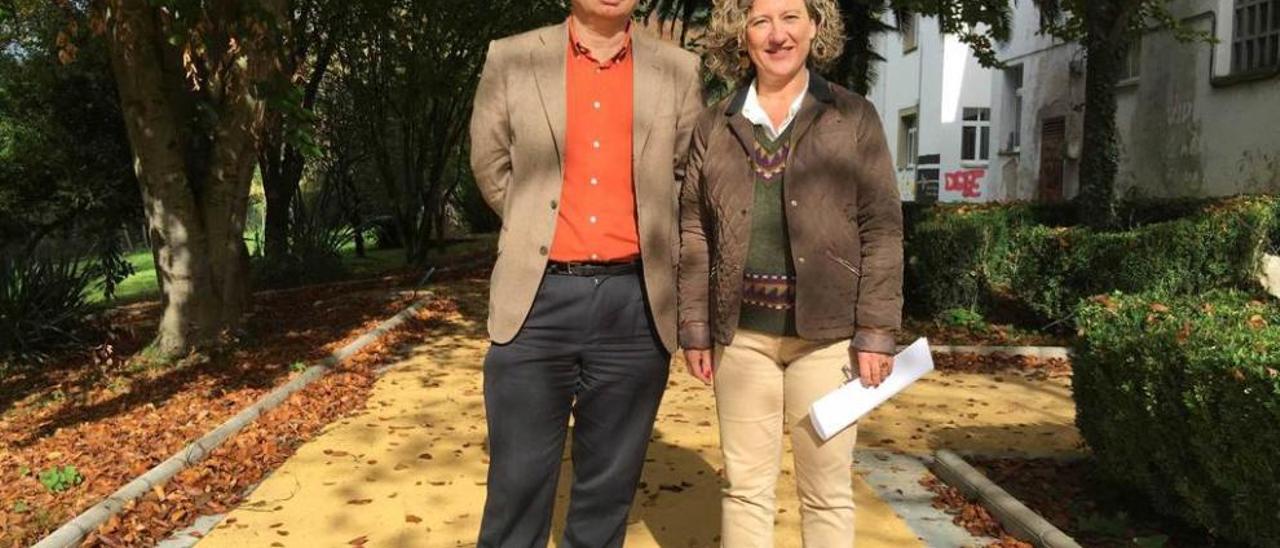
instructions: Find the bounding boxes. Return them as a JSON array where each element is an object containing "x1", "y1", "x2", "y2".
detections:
[
  {"x1": 1074, "y1": 290, "x2": 1280, "y2": 546},
  {"x1": 904, "y1": 196, "x2": 1278, "y2": 327}
]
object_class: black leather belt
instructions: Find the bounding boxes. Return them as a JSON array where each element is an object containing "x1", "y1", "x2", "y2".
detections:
[{"x1": 546, "y1": 260, "x2": 640, "y2": 277}]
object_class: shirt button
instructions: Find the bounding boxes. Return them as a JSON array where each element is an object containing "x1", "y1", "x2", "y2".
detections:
[
  {"x1": 591, "y1": 253, "x2": 599, "y2": 260},
  {"x1": 790, "y1": 200, "x2": 799, "y2": 207},
  {"x1": 593, "y1": 101, "x2": 601, "y2": 109},
  {"x1": 797, "y1": 257, "x2": 806, "y2": 264},
  {"x1": 592, "y1": 140, "x2": 601, "y2": 149},
  {"x1": 589, "y1": 215, "x2": 598, "y2": 224},
  {"x1": 590, "y1": 177, "x2": 599, "y2": 186}
]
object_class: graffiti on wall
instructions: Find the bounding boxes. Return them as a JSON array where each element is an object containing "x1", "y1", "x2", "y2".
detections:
[{"x1": 944, "y1": 168, "x2": 987, "y2": 199}]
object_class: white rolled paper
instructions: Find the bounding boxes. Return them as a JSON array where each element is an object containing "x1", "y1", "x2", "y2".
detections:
[{"x1": 809, "y1": 338, "x2": 934, "y2": 441}]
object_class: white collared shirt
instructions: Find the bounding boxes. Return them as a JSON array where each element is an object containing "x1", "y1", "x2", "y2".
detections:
[{"x1": 741, "y1": 71, "x2": 809, "y2": 140}]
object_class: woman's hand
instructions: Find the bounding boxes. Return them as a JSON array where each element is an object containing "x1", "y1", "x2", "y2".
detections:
[
  {"x1": 683, "y1": 349, "x2": 715, "y2": 385},
  {"x1": 853, "y1": 349, "x2": 893, "y2": 388}
]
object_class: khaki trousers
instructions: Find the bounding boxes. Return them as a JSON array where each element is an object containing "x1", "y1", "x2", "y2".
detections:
[{"x1": 714, "y1": 329, "x2": 858, "y2": 548}]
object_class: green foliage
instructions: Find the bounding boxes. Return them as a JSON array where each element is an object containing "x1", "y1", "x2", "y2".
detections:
[
  {"x1": 0, "y1": 249, "x2": 96, "y2": 363},
  {"x1": 36, "y1": 465, "x2": 82, "y2": 493},
  {"x1": 937, "y1": 307, "x2": 987, "y2": 331},
  {"x1": 0, "y1": 2, "x2": 141, "y2": 250},
  {"x1": 903, "y1": 203, "x2": 1067, "y2": 317},
  {"x1": 905, "y1": 197, "x2": 1277, "y2": 327},
  {"x1": 1074, "y1": 290, "x2": 1280, "y2": 546},
  {"x1": 289, "y1": 360, "x2": 307, "y2": 373},
  {"x1": 251, "y1": 189, "x2": 352, "y2": 289}
]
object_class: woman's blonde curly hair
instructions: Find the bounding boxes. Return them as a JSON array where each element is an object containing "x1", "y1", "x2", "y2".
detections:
[{"x1": 703, "y1": 0, "x2": 846, "y2": 86}]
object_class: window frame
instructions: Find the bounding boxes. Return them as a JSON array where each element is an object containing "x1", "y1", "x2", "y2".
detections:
[
  {"x1": 901, "y1": 13, "x2": 918, "y2": 54},
  {"x1": 961, "y1": 107, "x2": 991, "y2": 164},
  {"x1": 898, "y1": 109, "x2": 919, "y2": 170},
  {"x1": 1232, "y1": 0, "x2": 1280, "y2": 74}
]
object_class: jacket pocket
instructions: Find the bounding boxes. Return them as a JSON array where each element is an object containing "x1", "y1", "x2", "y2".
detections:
[{"x1": 825, "y1": 249, "x2": 861, "y2": 277}]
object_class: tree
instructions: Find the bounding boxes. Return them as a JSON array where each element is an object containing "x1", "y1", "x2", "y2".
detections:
[
  {"x1": 0, "y1": 0, "x2": 142, "y2": 295},
  {"x1": 834, "y1": 0, "x2": 1010, "y2": 94},
  {"x1": 256, "y1": 0, "x2": 345, "y2": 264},
  {"x1": 641, "y1": 0, "x2": 1011, "y2": 96},
  {"x1": 1033, "y1": 0, "x2": 1206, "y2": 227},
  {"x1": 337, "y1": 0, "x2": 564, "y2": 265},
  {"x1": 94, "y1": 0, "x2": 289, "y2": 359}
]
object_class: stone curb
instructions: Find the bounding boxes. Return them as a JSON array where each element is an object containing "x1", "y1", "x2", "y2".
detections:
[
  {"x1": 928, "y1": 449, "x2": 1082, "y2": 548},
  {"x1": 32, "y1": 267, "x2": 447, "y2": 548},
  {"x1": 900, "y1": 344, "x2": 1072, "y2": 359}
]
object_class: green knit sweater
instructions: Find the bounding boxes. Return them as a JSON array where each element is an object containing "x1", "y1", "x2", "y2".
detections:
[{"x1": 738, "y1": 124, "x2": 797, "y2": 336}]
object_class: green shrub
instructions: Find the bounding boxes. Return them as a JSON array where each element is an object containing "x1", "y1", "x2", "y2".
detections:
[
  {"x1": 904, "y1": 206, "x2": 1030, "y2": 316},
  {"x1": 1074, "y1": 290, "x2": 1280, "y2": 546},
  {"x1": 0, "y1": 250, "x2": 96, "y2": 363},
  {"x1": 252, "y1": 192, "x2": 353, "y2": 289},
  {"x1": 905, "y1": 196, "x2": 1276, "y2": 327}
]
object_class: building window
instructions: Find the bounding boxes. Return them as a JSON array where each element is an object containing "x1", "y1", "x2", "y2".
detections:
[
  {"x1": 1119, "y1": 36, "x2": 1142, "y2": 80},
  {"x1": 901, "y1": 13, "x2": 918, "y2": 53},
  {"x1": 899, "y1": 112, "x2": 918, "y2": 169},
  {"x1": 1004, "y1": 66, "x2": 1023, "y2": 153},
  {"x1": 961, "y1": 108, "x2": 990, "y2": 163},
  {"x1": 1233, "y1": 0, "x2": 1280, "y2": 73}
]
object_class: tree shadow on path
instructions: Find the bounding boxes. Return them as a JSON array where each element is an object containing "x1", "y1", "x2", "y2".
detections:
[{"x1": 549, "y1": 434, "x2": 723, "y2": 547}]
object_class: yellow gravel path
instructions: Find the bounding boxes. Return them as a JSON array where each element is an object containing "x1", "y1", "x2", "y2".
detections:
[{"x1": 197, "y1": 279, "x2": 1079, "y2": 547}]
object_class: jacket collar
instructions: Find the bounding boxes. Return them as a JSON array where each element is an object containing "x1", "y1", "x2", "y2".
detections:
[{"x1": 726, "y1": 70, "x2": 835, "y2": 117}]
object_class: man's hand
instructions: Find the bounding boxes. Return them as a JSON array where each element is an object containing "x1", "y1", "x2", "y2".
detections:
[
  {"x1": 683, "y1": 349, "x2": 714, "y2": 385},
  {"x1": 853, "y1": 349, "x2": 893, "y2": 388}
]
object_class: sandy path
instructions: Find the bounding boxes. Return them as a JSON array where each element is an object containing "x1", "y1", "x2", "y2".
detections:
[{"x1": 196, "y1": 280, "x2": 1078, "y2": 547}]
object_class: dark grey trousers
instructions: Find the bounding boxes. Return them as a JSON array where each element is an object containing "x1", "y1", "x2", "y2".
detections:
[{"x1": 477, "y1": 271, "x2": 670, "y2": 548}]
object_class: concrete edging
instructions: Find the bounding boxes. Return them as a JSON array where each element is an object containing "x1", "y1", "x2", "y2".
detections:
[
  {"x1": 33, "y1": 268, "x2": 443, "y2": 548},
  {"x1": 901, "y1": 344, "x2": 1072, "y2": 359},
  {"x1": 928, "y1": 449, "x2": 1082, "y2": 548}
]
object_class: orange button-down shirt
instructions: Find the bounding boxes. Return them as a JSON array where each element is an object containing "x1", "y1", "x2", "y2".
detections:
[{"x1": 548, "y1": 19, "x2": 638, "y2": 263}]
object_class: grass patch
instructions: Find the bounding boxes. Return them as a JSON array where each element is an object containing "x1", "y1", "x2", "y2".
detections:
[{"x1": 91, "y1": 234, "x2": 496, "y2": 304}]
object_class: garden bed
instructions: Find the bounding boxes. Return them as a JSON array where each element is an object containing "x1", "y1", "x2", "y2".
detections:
[
  {"x1": 969, "y1": 457, "x2": 1243, "y2": 548},
  {"x1": 0, "y1": 266, "x2": 488, "y2": 546}
]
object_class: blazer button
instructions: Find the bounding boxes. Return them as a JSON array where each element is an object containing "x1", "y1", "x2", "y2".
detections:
[
  {"x1": 550, "y1": 200, "x2": 558, "y2": 210},
  {"x1": 797, "y1": 257, "x2": 806, "y2": 264},
  {"x1": 539, "y1": 246, "x2": 549, "y2": 256}
]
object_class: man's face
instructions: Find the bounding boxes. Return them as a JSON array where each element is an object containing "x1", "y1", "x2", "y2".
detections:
[{"x1": 572, "y1": 0, "x2": 639, "y2": 22}]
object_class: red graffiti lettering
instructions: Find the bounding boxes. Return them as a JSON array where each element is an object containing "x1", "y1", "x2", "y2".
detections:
[{"x1": 944, "y1": 169, "x2": 986, "y2": 198}]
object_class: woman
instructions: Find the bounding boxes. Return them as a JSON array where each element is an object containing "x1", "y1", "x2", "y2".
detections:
[{"x1": 676, "y1": 0, "x2": 904, "y2": 545}]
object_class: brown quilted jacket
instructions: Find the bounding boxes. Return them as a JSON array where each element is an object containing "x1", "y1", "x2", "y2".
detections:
[{"x1": 677, "y1": 74, "x2": 903, "y2": 354}]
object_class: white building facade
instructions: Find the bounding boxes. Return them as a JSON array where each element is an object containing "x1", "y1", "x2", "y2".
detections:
[
  {"x1": 866, "y1": 14, "x2": 998, "y2": 202},
  {"x1": 870, "y1": 0, "x2": 1280, "y2": 202}
]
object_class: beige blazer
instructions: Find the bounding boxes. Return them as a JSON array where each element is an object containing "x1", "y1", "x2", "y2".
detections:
[{"x1": 469, "y1": 21, "x2": 703, "y2": 353}]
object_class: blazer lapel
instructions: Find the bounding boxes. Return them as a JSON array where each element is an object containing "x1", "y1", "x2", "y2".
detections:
[
  {"x1": 631, "y1": 34, "x2": 665, "y2": 171},
  {"x1": 532, "y1": 23, "x2": 568, "y2": 170}
]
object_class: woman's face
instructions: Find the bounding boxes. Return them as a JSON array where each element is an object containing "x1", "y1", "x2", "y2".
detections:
[{"x1": 744, "y1": 0, "x2": 818, "y2": 84}]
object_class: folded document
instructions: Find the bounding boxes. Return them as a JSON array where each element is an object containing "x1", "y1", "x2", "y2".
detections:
[{"x1": 809, "y1": 338, "x2": 934, "y2": 441}]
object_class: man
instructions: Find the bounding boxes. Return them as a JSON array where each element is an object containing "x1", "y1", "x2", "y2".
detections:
[{"x1": 468, "y1": 0, "x2": 702, "y2": 546}]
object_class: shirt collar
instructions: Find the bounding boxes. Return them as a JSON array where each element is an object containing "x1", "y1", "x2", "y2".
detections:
[
  {"x1": 741, "y1": 70, "x2": 809, "y2": 140},
  {"x1": 567, "y1": 17, "x2": 632, "y2": 68}
]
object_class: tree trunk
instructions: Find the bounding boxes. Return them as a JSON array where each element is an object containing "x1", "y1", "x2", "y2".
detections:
[
  {"x1": 260, "y1": 144, "x2": 302, "y2": 261},
  {"x1": 1077, "y1": 2, "x2": 1130, "y2": 228},
  {"x1": 258, "y1": 32, "x2": 334, "y2": 262},
  {"x1": 105, "y1": 0, "x2": 276, "y2": 359}
]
